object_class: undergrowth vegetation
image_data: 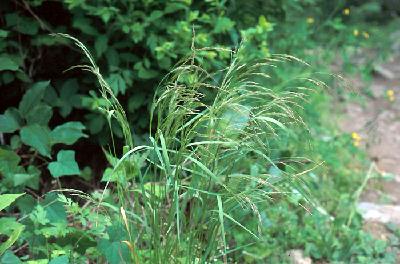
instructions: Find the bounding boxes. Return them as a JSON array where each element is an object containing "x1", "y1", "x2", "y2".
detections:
[{"x1": 1, "y1": 0, "x2": 399, "y2": 263}]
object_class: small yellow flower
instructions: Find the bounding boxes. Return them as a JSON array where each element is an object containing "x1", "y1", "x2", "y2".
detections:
[
  {"x1": 351, "y1": 132, "x2": 362, "y2": 147},
  {"x1": 343, "y1": 8, "x2": 350, "y2": 15},
  {"x1": 353, "y1": 29, "x2": 359, "y2": 36},
  {"x1": 306, "y1": 17, "x2": 315, "y2": 24},
  {"x1": 362, "y1": 31, "x2": 370, "y2": 39},
  {"x1": 351, "y1": 132, "x2": 361, "y2": 140},
  {"x1": 386, "y1": 89, "x2": 395, "y2": 102}
]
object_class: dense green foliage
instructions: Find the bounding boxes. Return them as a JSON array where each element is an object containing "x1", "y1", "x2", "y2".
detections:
[{"x1": 0, "y1": 0, "x2": 399, "y2": 263}]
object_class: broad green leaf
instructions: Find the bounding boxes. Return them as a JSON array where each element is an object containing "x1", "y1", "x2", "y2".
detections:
[
  {"x1": 48, "y1": 150, "x2": 80, "y2": 177},
  {"x1": 20, "y1": 125, "x2": 52, "y2": 157},
  {"x1": 0, "y1": 250, "x2": 22, "y2": 264},
  {"x1": 5, "y1": 14, "x2": 38, "y2": 35},
  {"x1": 0, "y1": 149, "x2": 21, "y2": 175},
  {"x1": 0, "y1": 56, "x2": 18, "y2": 71},
  {"x1": 134, "y1": 62, "x2": 157, "y2": 79},
  {"x1": 49, "y1": 255, "x2": 69, "y2": 264},
  {"x1": 0, "y1": 193, "x2": 24, "y2": 211},
  {"x1": 2, "y1": 72, "x2": 15, "y2": 84},
  {"x1": 95, "y1": 35, "x2": 108, "y2": 58},
  {"x1": 97, "y1": 224, "x2": 129, "y2": 264},
  {"x1": 13, "y1": 173, "x2": 36, "y2": 187},
  {"x1": 41, "y1": 193, "x2": 67, "y2": 223},
  {"x1": 213, "y1": 17, "x2": 235, "y2": 33},
  {"x1": 106, "y1": 74, "x2": 126, "y2": 95},
  {"x1": 0, "y1": 108, "x2": 22, "y2": 133},
  {"x1": 17, "y1": 18, "x2": 39, "y2": 35},
  {"x1": 43, "y1": 85, "x2": 59, "y2": 107},
  {"x1": 86, "y1": 114, "x2": 105, "y2": 134},
  {"x1": 51, "y1": 121, "x2": 87, "y2": 145},
  {"x1": 10, "y1": 135, "x2": 21, "y2": 150},
  {"x1": 97, "y1": 240, "x2": 129, "y2": 264},
  {"x1": 60, "y1": 79, "x2": 79, "y2": 98},
  {"x1": 0, "y1": 30, "x2": 9, "y2": 38},
  {"x1": 19, "y1": 81, "x2": 50, "y2": 117},
  {"x1": 105, "y1": 48, "x2": 120, "y2": 67},
  {"x1": 13, "y1": 166, "x2": 40, "y2": 189},
  {"x1": 128, "y1": 93, "x2": 145, "y2": 112},
  {"x1": 58, "y1": 79, "x2": 81, "y2": 117},
  {"x1": 72, "y1": 15, "x2": 98, "y2": 35},
  {"x1": 25, "y1": 104, "x2": 53, "y2": 126}
]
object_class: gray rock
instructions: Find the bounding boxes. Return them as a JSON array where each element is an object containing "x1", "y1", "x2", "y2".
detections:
[
  {"x1": 374, "y1": 65, "x2": 396, "y2": 80},
  {"x1": 287, "y1": 249, "x2": 312, "y2": 264},
  {"x1": 357, "y1": 202, "x2": 400, "y2": 224}
]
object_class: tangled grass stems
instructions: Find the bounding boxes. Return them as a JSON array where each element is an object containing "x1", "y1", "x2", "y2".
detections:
[{"x1": 56, "y1": 33, "x2": 324, "y2": 263}]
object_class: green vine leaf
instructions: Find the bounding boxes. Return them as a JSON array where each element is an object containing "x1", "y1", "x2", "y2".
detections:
[
  {"x1": 19, "y1": 81, "x2": 50, "y2": 117},
  {"x1": 51, "y1": 121, "x2": 87, "y2": 145},
  {"x1": 48, "y1": 150, "x2": 80, "y2": 178},
  {"x1": 20, "y1": 124, "x2": 52, "y2": 157}
]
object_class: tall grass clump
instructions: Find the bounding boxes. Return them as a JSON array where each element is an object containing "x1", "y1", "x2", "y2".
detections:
[{"x1": 57, "y1": 34, "x2": 322, "y2": 263}]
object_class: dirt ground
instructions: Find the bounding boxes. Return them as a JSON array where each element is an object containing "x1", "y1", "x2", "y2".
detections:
[{"x1": 339, "y1": 55, "x2": 400, "y2": 256}]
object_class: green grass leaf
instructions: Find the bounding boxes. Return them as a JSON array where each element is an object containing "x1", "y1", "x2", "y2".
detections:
[
  {"x1": 0, "y1": 193, "x2": 24, "y2": 211},
  {"x1": 48, "y1": 150, "x2": 80, "y2": 178},
  {"x1": 0, "y1": 218, "x2": 24, "y2": 255}
]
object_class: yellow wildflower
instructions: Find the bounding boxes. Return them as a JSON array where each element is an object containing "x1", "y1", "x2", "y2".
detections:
[
  {"x1": 362, "y1": 31, "x2": 370, "y2": 39},
  {"x1": 343, "y1": 8, "x2": 350, "y2": 15},
  {"x1": 306, "y1": 17, "x2": 315, "y2": 24},
  {"x1": 351, "y1": 132, "x2": 362, "y2": 147},
  {"x1": 386, "y1": 89, "x2": 395, "y2": 102},
  {"x1": 353, "y1": 29, "x2": 359, "y2": 36}
]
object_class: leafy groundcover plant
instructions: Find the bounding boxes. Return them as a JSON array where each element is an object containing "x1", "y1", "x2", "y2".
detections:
[{"x1": 52, "y1": 34, "x2": 325, "y2": 264}]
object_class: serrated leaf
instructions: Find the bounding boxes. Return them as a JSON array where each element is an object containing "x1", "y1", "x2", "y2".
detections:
[
  {"x1": 0, "y1": 56, "x2": 18, "y2": 71},
  {"x1": 48, "y1": 150, "x2": 80, "y2": 178},
  {"x1": 19, "y1": 81, "x2": 50, "y2": 117},
  {"x1": 0, "y1": 108, "x2": 22, "y2": 133},
  {"x1": 0, "y1": 193, "x2": 24, "y2": 211},
  {"x1": 51, "y1": 121, "x2": 87, "y2": 145},
  {"x1": 20, "y1": 125, "x2": 52, "y2": 157},
  {"x1": 25, "y1": 104, "x2": 53, "y2": 126}
]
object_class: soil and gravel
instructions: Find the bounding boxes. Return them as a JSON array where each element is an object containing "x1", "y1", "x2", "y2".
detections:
[{"x1": 339, "y1": 55, "x2": 400, "y2": 258}]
